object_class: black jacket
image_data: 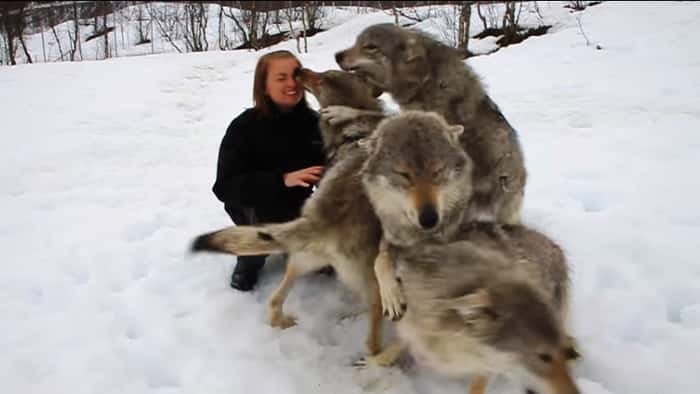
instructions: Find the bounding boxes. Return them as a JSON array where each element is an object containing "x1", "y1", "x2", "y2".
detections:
[{"x1": 212, "y1": 103, "x2": 325, "y2": 224}]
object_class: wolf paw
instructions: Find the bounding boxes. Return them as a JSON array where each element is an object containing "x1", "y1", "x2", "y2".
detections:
[
  {"x1": 320, "y1": 105, "x2": 360, "y2": 126},
  {"x1": 270, "y1": 314, "x2": 298, "y2": 329},
  {"x1": 380, "y1": 278, "x2": 407, "y2": 321},
  {"x1": 352, "y1": 353, "x2": 399, "y2": 369}
]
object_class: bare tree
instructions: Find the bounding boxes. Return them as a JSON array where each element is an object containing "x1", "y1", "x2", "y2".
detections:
[
  {"x1": 1, "y1": 2, "x2": 33, "y2": 65},
  {"x1": 50, "y1": 23, "x2": 66, "y2": 61},
  {"x1": 16, "y1": 3, "x2": 31, "y2": 63},
  {"x1": 457, "y1": 2, "x2": 472, "y2": 52},
  {"x1": 242, "y1": 2, "x2": 263, "y2": 50},
  {"x1": 388, "y1": 3, "x2": 435, "y2": 24},
  {"x1": 300, "y1": 2, "x2": 309, "y2": 53},
  {"x1": 502, "y1": 1, "x2": 524, "y2": 44},
  {"x1": 435, "y1": 5, "x2": 458, "y2": 48},
  {"x1": 68, "y1": 1, "x2": 83, "y2": 61},
  {"x1": 217, "y1": 5, "x2": 236, "y2": 50},
  {"x1": 46, "y1": 4, "x2": 67, "y2": 61},
  {"x1": 476, "y1": 2, "x2": 499, "y2": 32},
  {"x1": 0, "y1": 25, "x2": 6, "y2": 65},
  {"x1": 530, "y1": 1, "x2": 545, "y2": 25},
  {"x1": 134, "y1": 4, "x2": 151, "y2": 45},
  {"x1": 223, "y1": 2, "x2": 271, "y2": 50},
  {"x1": 568, "y1": 1, "x2": 587, "y2": 11},
  {"x1": 575, "y1": 12, "x2": 601, "y2": 49},
  {"x1": 391, "y1": 2, "x2": 399, "y2": 25},
  {"x1": 182, "y1": 3, "x2": 209, "y2": 52},
  {"x1": 283, "y1": 3, "x2": 302, "y2": 53},
  {"x1": 102, "y1": 12, "x2": 109, "y2": 59},
  {"x1": 147, "y1": 2, "x2": 183, "y2": 53},
  {"x1": 436, "y1": 3, "x2": 472, "y2": 52},
  {"x1": 303, "y1": 1, "x2": 323, "y2": 32},
  {"x1": 222, "y1": 6, "x2": 249, "y2": 47},
  {"x1": 117, "y1": 5, "x2": 126, "y2": 50}
]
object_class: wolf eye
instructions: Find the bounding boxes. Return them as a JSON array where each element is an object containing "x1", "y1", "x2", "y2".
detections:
[
  {"x1": 364, "y1": 44, "x2": 379, "y2": 52},
  {"x1": 432, "y1": 166, "x2": 446, "y2": 179},
  {"x1": 564, "y1": 347, "x2": 581, "y2": 361},
  {"x1": 393, "y1": 170, "x2": 412, "y2": 182},
  {"x1": 538, "y1": 353, "x2": 553, "y2": 363}
]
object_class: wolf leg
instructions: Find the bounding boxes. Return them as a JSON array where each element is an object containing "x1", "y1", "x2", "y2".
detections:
[
  {"x1": 467, "y1": 375, "x2": 489, "y2": 394},
  {"x1": 366, "y1": 280, "x2": 384, "y2": 355},
  {"x1": 374, "y1": 239, "x2": 406, "y2": 320},
  {"x1": 268, "y1": 254, "x2": 328, "y2": 329},
  {"x1": 268, "y1": 260, "x2": 301, "y2": 329},
  {"x1": 495, "y1": 176, "x2": 523, "y2": 225}
]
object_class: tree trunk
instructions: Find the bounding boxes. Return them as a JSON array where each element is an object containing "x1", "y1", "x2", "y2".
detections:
[
  {"x1": 476, "y1": 3, "x2": 488, "y2": 31},
  {"x1": 17, "y1": 31, "x2": 32, "y2": 63},
  {"x1": 103, "y1": 14, "x2": 109, "y2": 59},
  {"x1": 218, "y1": 5, "x2": 226, "y2": 50},
  {"x1": 1, "y1": 4, "x2": 19, "y2": 65},
  {"x1": 285, "y1": 4, "x2": 300, "y2": 53},
  {"x1": 51, "y1": 25, "x2": 64, "y2": 61},
  {"x1": 301, "y1": 3, "x2": 308, "y2": 53},
  {"x1": 15, "y1": 6, "x2": 31, "y2": 64},
  {"x1": 224, "y1": 7, "x2": 248, "y2": 47},
  {"x1": 40, "y1": 25, "x2": 46, "y2": 62},
  {"x1": 71, "y1": 1, "x2": 81, "y2": 61},
  {"x1": 249, "y1": 3, "x2": 257, "y2": 50},
  {"x1": 458, "y1": 2, "x2": 472, "y2": 52}
]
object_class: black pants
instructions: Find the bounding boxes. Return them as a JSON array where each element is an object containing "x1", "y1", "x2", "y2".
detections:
[{"x1": 225, "y1": 205, "x2": 267, "y2": 273}]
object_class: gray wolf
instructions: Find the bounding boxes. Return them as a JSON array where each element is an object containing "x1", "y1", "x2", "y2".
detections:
[
  {"x1": 191, "y1": 107, "x2": 474, "y2": 356},
  {"x1": 336, "y1": 23, "x2": 527, "y2": 226},
  {"x1": 358, "y1": 222, "x2": 581, "y2": 394},
  {"x1": 361, "y1": 111, "x2": 474, "y2": 320},
  {"x1": 193, "y1": 68, "x2": 386, "y2": 355}
]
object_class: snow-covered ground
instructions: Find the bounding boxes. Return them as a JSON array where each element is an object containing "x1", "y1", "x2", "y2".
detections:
[{"x1": 2, "y1": 2, "x2": 699, "y2": 393}]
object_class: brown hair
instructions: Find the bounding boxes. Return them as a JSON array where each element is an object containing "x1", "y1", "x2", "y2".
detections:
[{"x1": 252, "y1": 49, "x2": 307, "y2": 117}]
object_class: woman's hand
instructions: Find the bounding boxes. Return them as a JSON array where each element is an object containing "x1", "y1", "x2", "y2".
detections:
[{"x1": 284, "y1": 166, "x2": 324, "y2": 187}]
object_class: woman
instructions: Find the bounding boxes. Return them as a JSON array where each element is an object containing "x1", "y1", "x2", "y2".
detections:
[{"x1": 212, "y1": 50, "x2": 325, "y2": 291}]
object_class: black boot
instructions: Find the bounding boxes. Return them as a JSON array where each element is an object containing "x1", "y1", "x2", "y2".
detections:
[{"x1": 230, "y1": 255, "x2": 266, "y2": 291}]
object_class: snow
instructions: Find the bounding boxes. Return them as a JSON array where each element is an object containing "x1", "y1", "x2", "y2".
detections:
[{"x1": 2, "y1": 2, "x2": 700, "y2": 394}]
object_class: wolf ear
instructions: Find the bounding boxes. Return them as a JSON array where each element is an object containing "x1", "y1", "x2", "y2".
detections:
[
  {"x1": 357, "y1": 135, "x2": 376, "y2": 153},
  {"x1": 449, "y1": 125, "x2": 464, "y2": 139},
  {"x1": 401, "y1": 38, "x2": 425, "y2": 63}
]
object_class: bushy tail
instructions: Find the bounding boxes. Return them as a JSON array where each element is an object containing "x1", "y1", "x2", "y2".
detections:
[{"x1": 190, "y1": 218, "x2": 311, "y2": 256}]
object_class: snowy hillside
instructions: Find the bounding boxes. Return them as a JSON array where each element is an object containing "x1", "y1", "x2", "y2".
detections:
[{"x1": 1, "y1": 2, "x2": 699, "y2": 394}]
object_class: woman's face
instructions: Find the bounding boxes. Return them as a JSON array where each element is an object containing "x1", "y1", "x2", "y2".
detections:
[{"x1": 265, "y1": 57, "x2": 303, "y2": 111}]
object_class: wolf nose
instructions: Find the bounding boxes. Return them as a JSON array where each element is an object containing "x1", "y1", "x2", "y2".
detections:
[
  {"x1": 335, "y1": 51, "x2": 345, "y2": 65},
  {"x1": 418, "y1": 205, "x2": 439, "y2": 229}
]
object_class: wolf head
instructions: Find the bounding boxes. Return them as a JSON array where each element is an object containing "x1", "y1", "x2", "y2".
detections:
[
  {"x1": 335, "y1": 24, "x2": 457, "y2": 103},
  {"x1": 450, "y1": 284, "x2": 580, "y2": 394},
  {"x1": 361, "y1": 111, "x2": 472, "y2": 245},
  {"x1": 295, "y1": 67, "x2": 382, "y2": 110}
]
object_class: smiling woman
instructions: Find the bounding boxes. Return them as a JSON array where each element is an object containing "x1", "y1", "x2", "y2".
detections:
[{"x1": 211, "y1": 50, "x2": 326, "y2": 291}]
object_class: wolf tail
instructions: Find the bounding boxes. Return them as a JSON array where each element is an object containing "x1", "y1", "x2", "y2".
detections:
[{"x1": 190, "y1": 218, "x2": 312, "y2": 256}]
